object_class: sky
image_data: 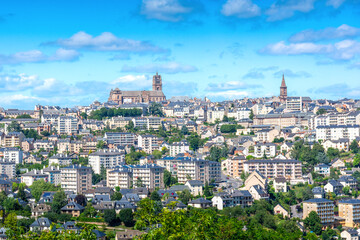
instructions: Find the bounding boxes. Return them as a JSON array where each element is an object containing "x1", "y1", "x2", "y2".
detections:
[{"x1": 1, "y1": 0, "x2": 360, "y2": 109}]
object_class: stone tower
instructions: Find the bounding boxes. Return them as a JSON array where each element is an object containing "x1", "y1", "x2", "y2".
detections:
[
  {"x1": 152, "y1": 72, "x2": 162, "y2": 91},
  {"x1": 280, "y1": 74, "x2": 287, "y2": 103}
]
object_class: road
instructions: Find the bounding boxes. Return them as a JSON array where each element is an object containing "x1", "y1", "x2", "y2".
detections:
[{"x1": 220, "y1": 172, "x2": 243, "y2": 189}]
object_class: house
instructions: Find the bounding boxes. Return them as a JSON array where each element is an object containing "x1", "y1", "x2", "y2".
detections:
[
  {"x1": 31, "y1": 203, "x2": 51, "y2": 218},
  {"x1": 61, "y1": 201, "x2": 85, "y2": 217},
  {"x1": 162, "y1": 197, "x2": 187, "y2": 210},
  {"x1": 185, "y1": 180, "x2": 204, "y2": 196},
  {"x1": 114, "y1": 198, "x2": 137, "y2": 213},
  {"x1": 249, "y1": 185, "x2": 269, "y2": 200},
  {"x1": 273, "y1": 177, "x2": 287, "y2": 193},
  {"x1": 29, "y1": 217, "x2": 52, "y2": 232},
  {"x1": 274, "y1": 204, "x2": 290, "y2": 218},
  {"x1": 341, "y1": 229, "x2": 359, "y2": 240},
  {"x1": 324, "y1": 180, "x2": 343, "y2": 195},
  {"x1": 212, "y1": 192, "x2": 235, "y2": 210},
  {"x1": 338, "y1": 176, "x2": 358, "y2": 190},
  {"x1": 58, "y1": 221, "x2": 81, "y2": 233},
  {"x1": 330, "y1": 158, "x2": 345, "y2": 169},
  {"x1": 188, "y1": 198, "x2": 212, "y2": 209},
  {"x1": 115, "y1": 230, "x2": 145, "y2": 240},
  {"x1": 312, "y1": 187, "x2": 325, "y2": 198},
  {"x1": 314, "y1": 164, "x2": 331, "y2": 175},
  {"x1": 244, "y1": 170, "x2": 267, "y2": 191},
  {"x1": 0, "y1": 227, "x2": 6, "y2": 240}
]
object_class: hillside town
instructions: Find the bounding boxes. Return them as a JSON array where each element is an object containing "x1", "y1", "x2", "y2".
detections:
[{"x1": 1, "y1": 72, "x2": 360, "y2": 239}]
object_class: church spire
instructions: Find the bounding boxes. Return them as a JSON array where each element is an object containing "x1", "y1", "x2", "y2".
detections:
[
  {"x1": 280, "y1": 74, "x2": 287, "y2": 103},
  {"x1": 281, "y1": 74, "x2": 286, "y2": 87}
]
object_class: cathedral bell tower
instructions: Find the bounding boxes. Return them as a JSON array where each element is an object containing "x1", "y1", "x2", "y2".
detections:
[
  {"x1": 280, "y1": 74, "x2": 287, "y2": 103},
  {"x1": 152, "y1": 72, "x2": 162, "y2": 91}
]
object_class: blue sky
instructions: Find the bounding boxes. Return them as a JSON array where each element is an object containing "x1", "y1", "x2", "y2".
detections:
[{"x1": 1, "y1": 0, "x2": 360, "y2": 108}]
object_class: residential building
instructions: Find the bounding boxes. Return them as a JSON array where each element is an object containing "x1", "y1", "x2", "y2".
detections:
[
  {"x1": 168, "y1": 140, "x2": 190, "y2": 157},
  {"x1": 2, "y1": 132, "x2": 25, "y2": 147},
  {"x1": 221, "y1": 155, "x2": 246, "y2": 178},
  {"x1": 316, "y1": 125, "x2": 360, "y2": 142},
  {"x1": 303, "y1": 198, "x2": 334, "y2": 224},
  {"x1": 254, "y1": 143, "x2": 276, "y2": 158},
  {"x1": 49, "y1": 153, "x2": 76, "y2": 166},
  {"x1": 176, "y1": 158, "x2": 221, "y2": 184},
  {"x1": 249, "y1": 185, "x2": 269, "y2": 200},
  {"x1": 339, "y1": 199, "x2": 360, "y2": 228},
  {"x1": 340, "y1": 229, "x2": 359, "y2": 240},
  {"x1": 61, "y1": 165, "x2": 92, "y2": 194},
  {"x1": 89, "y1": 149, "x2": 125, "y2": 174},
  {"x1": 0, "y1": 160, "x2": 15, "y2": 179},
  {"x1": 188, "y1": 198, "x2": 212, "y2": 209},
  {"x1": 104, "y1": 132, "x2": 136, "y2": 146},
  {"x1": 137, "y1": 135, "x2": 161, "y2": 154},
  {"x1": 314, "y1": 164, "x2": 331, "y2": 175},
  {"x1": 274, "y1": 204, "x2": 290, "y2": 218},
  {"x1": 324, "y1": 180, "x2": 343, "y2": 195},
  {"x1": 57, "y1": 116, "x2": 78, "y2": 135},
  {"x1": 21, "y1": 169, "x2": 49, "y2": 186},
  {"x1": 107, "y1": 166, "x2": 133, "y2": 189},
  {"x1": 185, "y1": 180, "x2": 203, "y2": 196},
  {"x1": 244, "y1": 170, "x2": 268, "y2": 190},
  {"x1": 131, "y1": 164, "x2": 164, "y2": 189},
  {"x1": 273, "y1": 177, "x2": 287, "y2": 193},
  {"x1": 0, "y1": 147, "x2": 23, "y2": 164},
  {"x1": 255, "y1": 129, "x2": 280, "y2": 143},
  {"x1": 243, "y1": 159, "x2": 302, "y2": 180},
  {"x1": 43, "y1": 165, "x2": 61, "y2": 186}
]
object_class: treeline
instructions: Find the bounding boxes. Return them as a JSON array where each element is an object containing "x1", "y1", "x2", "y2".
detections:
[
  {"x1": 220, "y1": 124, "x2": 244, "y2": 133},
  {"x1": 88, "y1": 107, "x2": 142, "y2": 120}
]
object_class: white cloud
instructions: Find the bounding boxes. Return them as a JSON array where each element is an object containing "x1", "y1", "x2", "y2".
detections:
[
  {"x1": 207, "y1": 90, "x2": 250, "y2": 99},
  {"x1": 206, "y1": 81, "x2": 262, "y2": 92},
  {"x1": 0, "y1": 73, "x2": 42, "y2": 91},
  {"x1": 46, "y1": 31, "x2": 167, "y2": 54},
  {"x1": 141, "y1": 0, "x2": 192, "y2": 22},
  {"x1": 111, "y1": 75, "x2": 152, "y2": 89},
  {"x1": 265, "y1": 0, "x2": 316, "y2": 22},
  {"x1": 0, "y1": 49, "x2": 80, "y2": 65},
  {"x1": 326, "y1": 0, "x2": 346, "y2": 8},
  {"x1": 260, "y1": 39, "x2": 360, "y2": 60},
  {"x1": 121, "y1": 62, "x2": 198, "y2": 74},
  {"x1": 289, "y1": 24, "x2": 360, "y2": 42},
  {"x1": 221, "y1": 0, "x2": 261, "y2": 18}
]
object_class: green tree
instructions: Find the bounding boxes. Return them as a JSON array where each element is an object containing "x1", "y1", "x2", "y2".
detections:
[
  {"x1": 51, "y1": 191, "x2": 67, "y2": 214},
  {"x1": 104, "y1": 209, "x2": 118, "y2": 226},
  {"x1": 150, "y1": 191, "x2": 161, "y2": 201},
  {"x1": 354, "y1": 154, "x2": 360, "y2": 167},
  {"x1": 148, "y1": 102, "x2": 164, "y2": 117},
  {"x1": 7, "y1": 121, "x2": 21, "y2": 132},
  {"x1": 17, "y1": 184, "x2": 27, "y2": 201},
  {"x1": 204, "y1": 181, "x2": 211, "y2": 197},
  {"x1": 163, "y1": 169, "x2": 177, "y2": 188},
  {"x1": 111, "y1": 192, "x2": 123, "y2": 201},
  {"x1": 316, "y1": 108, "x2": 327, "y2": 115},
  {"x1": 304, "y1": 211, "x2": 322, "y2": 235},
  {"x1": 30, "y1": 180, "x2": 58, "y2": 201},
  {"x1": 327, "y1": 147, "x2": 340, "y2": 160},
  {"x1": 74, "y1": 194, "x2": 87, "y2": 206},
  {"x1": 178, "y1": 189, "x2": 192, "y2": 205},
  {"x1": 119, "y1": 208, "x2": 134, "y2": 227},
  {"x1": 96, "y1": 140, "x2": 106, "y2": 149},
  {"x1": 152, "y1": 150, "x2": 162, "y2": 159},
  {"x1": 350, "y1": 140, "x2": 360, "y2": 153},
  {"x1": 181, "y1": 125, "x2": 189, "y2": 135},
  {"x1": 249, "y1": 109, "x2": 254, "y2": 120},
  {"x1": 343, "y1": 186, "x2": 350, "y2": 195},
  {"x1": 100, "y1": 164, "x2": 107, "y2": 180},
  {"x1": 135, "y1": 177, "x2": 144, "y2": 187}
]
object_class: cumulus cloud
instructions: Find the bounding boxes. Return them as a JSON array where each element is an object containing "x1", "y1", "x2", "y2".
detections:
[
  {"x1": 44, "y1": 31, "x2": 167, "y2": 54},
  {"x1": 326, "y1": 0, "x2": 346, "y2": 8},
  {"x1": 207, "y1": 90, "x2": 250, "y2": 99},
  {"x1": 289, "y1": 24, "x2": 360, "y2": 42},
  {"x1": 121, "y1": 62, "x2": 198, "y2": 74},
  {"x1": 265, "y1": 0, "x2": 316, "y2": 22},
  {"x1": 111, "y1": 75, "x2": 152, "y2": 90},
  {"x1": 140, "y1": 0, "x2": 193, "y2": 22},
  {"x1": 313, "y1": 83, "x2": 360, "y2": 97},
  {"x1": 273, "y1": 69, "x2": 311, "y2": 78},
  {"x1": 260, "y1": 40, "x2": 360, "y2": 60},
  {"x1": 221, "y1": 0, "x2": 261, "y2": 18},
  {"x1": 242, "y1": 66, "x2": 279, "y2": 79},
  {"x1": 0, "y1": 49, "x2": 80, "y2": 65},
  {"x1": 206, "y1": 81, "x2": 262, "y2": 92},
  {"x1": 0, "y1": 73, "x2": 42, "y2": 91}
]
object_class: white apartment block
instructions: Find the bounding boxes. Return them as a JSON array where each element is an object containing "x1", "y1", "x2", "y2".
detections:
[
  {"x1": 21, "y1": 169, "x2": 49, "y2": 186},
  {"x1": 49, "y1": 153, "x2": 76, "y2": 166},
  {"x1": 168, "y1": 140, "x2": 190, "y2": 157},
  {"x1": 286, "y1": 97, "x2": 303, "y2": 112},
  {"x1": 131, "y1": 164, "x2": 164, "y2": 189},
  {"x1": 254, "y1": 143, "x2": 276, "y2": 158},
  {"x1": 104, "y1": 132, "x2": 136, "y2": 146},
  {"x1": 227, "y1": 108, "x2": 251, "y2": 121},
  {"x1": 0, "y1": 147, "x2": 23, "y2": 164},
  {"x1": 309, "y1": 112, "x2": 360, "y2": 130},
  {"x1": 89, "y1": 149, "x2": 125, "y2": 174},
  {"x1": 132, "y1": 117, "x2": 162, "y2": 130},
  {"x1": 57, "y1": 116, "x2": 78, "y2": 135},
  {"x1": 138, "y1": 134, "x2": 160, "y2": 154},
  {"x1": 175, "y1": 158, "x2": 220, "y2": 184},
  {"x1": 104, "y1": 117, "x2": 132, "y2": 129},
  {"x1": 0, "y1": 160, "x2": 16, "y2": 179},
  {"x1": 207, "y1": 107, "x2": 226, "y2": 123},
  {"x1": 61, "y1": 165, "x2": 92, "y2": 194},
  {"x1": 106, "y1": 166, "x2": 132, "y2": 189},
  {"x1": 316, "y1": 125, "x2": 360, "y2": 141},
  {"x1": 243, "y1": 159, "x2": 302, "y2": 180}
]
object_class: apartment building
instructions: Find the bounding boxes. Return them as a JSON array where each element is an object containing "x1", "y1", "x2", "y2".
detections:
[
  {"x1": 227, "y1": 108, "x2": 251, "y2": 121},
  {"x1": 131, "y1": 164, "x2": 164, "y2": 189},
  {"x1": 303, "y1": 198, "x2": 334, "y2": 225},
  {"x1": 43, "y1": 165, "x2": 61, "y2": 186},
  {"x1": 168, "y1": 140, "x2": 190, "y2": 157},
  {"x1": 309, "y1": 112, "x2": 360, "y2": 130},
  {"x1": 2, "y1": 132, "x2": 25, "y2": 147},
  {"x1": 206, "y1": 107, "x2": 226, "y2": 124},
  {"x1": 253, "y1": 112, "x2": 312, "y2": 128},
  {"x1": 132, "y1": 117, "x2": 162, "y2": 130},
  {"x1": 243, "y1": 159, "x2": 302, "y2": 180},
  {"x1": 0, "y1": 160, "x2": 16, "y2": 179},
  {"x1": 106, "y1": 165, "x2": 133, "y2": 189},
  {"x1": 33, "y1": 140, "x2": 55, "y2": 152},
  {"x1": 89, "y1": 149, "x2": 125, "y2": 174},
  {"x1": 316, "y1": 125, "x2": 360, "y2": 141},
  {"x1": 104, "y1": 117, "x2": 132, "y2": 129},
  {"x1": 256, "y1": 128, "x2": 280, "y2": 142},
  {"x1": 254, "y1": 143, "x2": 276, "y2": 158},
  {"x1": 57, "y1": 116, "x2": 78, "y2": 135},
  {"x1": 221, "y1": 155, "x2": 246, "y2": 178},
  {"x1": 138, "y1": 135, "x2": 161, "y2": 154},
  {"x1": 61, "y1": 165, "x2": 92, "y2": 194},
  {"x1": 0, "y1": 147, "x2": 23, "y2": 164},
  {"x1": 339, "y1": 199, "x2": 360, "y2": 228},
  {"x1": 177, "y1": 158, "x2": 221, "y2": 184},
  {"x1": 104, "y1": 132, "x2": 136, "y2": 146},
  {"x1": 49, "y1": 153, "x2": 76, "y2": 166},
  {"x1": 21, "y1": 169, "x2": 49, "y2": 186}
]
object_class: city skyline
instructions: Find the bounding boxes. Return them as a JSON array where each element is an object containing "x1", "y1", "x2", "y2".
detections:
[{"x1": 1, "y1": 0, "x2": 360, "y2": 108}]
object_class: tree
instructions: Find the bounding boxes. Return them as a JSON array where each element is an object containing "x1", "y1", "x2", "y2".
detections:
[
  {"x1": 327, "y1": 147, "x2": 340, "y2": 160},
  {"x1": 150, "y1": 191, "x2": 161, "y2": 201},
  {"x1": 178, "y1": 189, "x2": 192, "y2": 205},
  {"x1": 51, "y1": 191, "x2": 67, "y2": 214},
  {"x1": 354, "y1": 154, "x2": 360, "y2": 167},
  {"x1": 111, "y1": 192, "x2": 123, "y2": 201},
  {"x1": 350, "y1": 140, "x2": 360, "y2": 153},
  {"x1": 125, "y1": 120, "x2": 135, "y2": 131},
  {"x1": 80, "y1": 112, "x2": 88, "y2": 119},
  {"x1": 7, "y1": 121, "x2": 21, "y2": 132},
  {"x1": 3, "y1": 197, "x2": 22, "y2": 212},
  {"x1": 181, "y1": 125, "x2": 189, "y2": 135},
  {"x1": 204, "y1": 181, "x2": 211, "y2": 197},
  {"x1": 96, "y1": 140, "x2": 106, "y2": 149},
  {"x1": 119, "y1": 208, "x2": 134, "y2": 227},
  {"x1": 149, "y1": 102, "x2": 164, "y2": 117},
  {"x1": 31, "y1": 180, "x2": 59, "y2": 201},
  {"x1": 17, "y1": 184, "x2": 27, "y2": 201},
  {"x1": 304, "y1": 211, "x2": 322, "y2": 235},
  {"x1": 220, "y1": 124, "x2": 237, "y2": 133},
  {"x1": 343, "y1": 186, "x2": 350, "y2": 195},
  {"x1": 249, "y1": 109, "x2": 254, "y2": 120},
  {"x1": 74, "y1": 194, "x2": 87, "y2": 206},
  {"x1": 104, "y1": 209, "x2": 118, "y2": 226},
  {"x1": 41, "y1": 130, "x2": 50, "y2": 136},
  {"x1": 315, "y1": 152, "x2": 330, "y2": 164},
  {"x1": 100, "y1": 164, "x2": 107, "y2": 180},
  {"x1": 152, "y1": 150, "x2": 162, "y2": 159},
  {"x1": 135, "y1": 177, "x2": 144, "y2": 187}
]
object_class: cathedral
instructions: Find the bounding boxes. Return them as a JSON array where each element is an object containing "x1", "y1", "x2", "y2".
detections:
[
  {"x1": 108, "y1": 72, "x2": 166, "y2": 105},
  {"x1": 279, "y1": 74, "x2": 287, "y2": 103}
]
